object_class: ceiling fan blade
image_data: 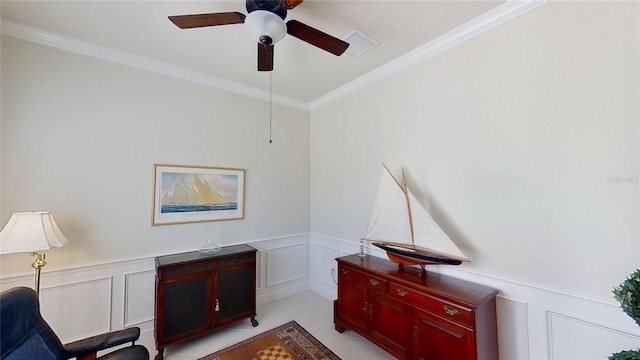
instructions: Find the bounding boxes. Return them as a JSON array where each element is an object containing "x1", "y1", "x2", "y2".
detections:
[
  {"x1": 257, "y1": 43, "x2": 274, "y2": 71},
  {"x1": 286, "y1": 20, "x2": 349, "y2": 56},
  {"x1": 168, "y1": 12, "x2": 246, "y2": 29},
  {"x1": 283, "y1": 0, "x2": 303, "y2": 9}
]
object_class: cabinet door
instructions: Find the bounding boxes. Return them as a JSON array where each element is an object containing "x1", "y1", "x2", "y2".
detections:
[
  {"x1": 337, "y1": 276, "x2": 369, "y2": 333},
  {"x1": 157, "y1": 271, "x2": 213, "y2": 345},
  {"x1": 369, "y1": 289, "x2": 412, "y2": 359},
  {"x1": 413, "y1": 307, "x2": 475, "y2": 360},
  {"x1": 216, "y1": 265, "x2": 255, "y2": 325}
]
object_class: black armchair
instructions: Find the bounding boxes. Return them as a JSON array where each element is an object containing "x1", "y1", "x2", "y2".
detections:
[{"x1": 0, "y1": 287, "x2": 149, "y2": 360}]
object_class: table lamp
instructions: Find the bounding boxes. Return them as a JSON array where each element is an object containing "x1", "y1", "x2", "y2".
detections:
[{"x1": 0, "y1": 211, "x2": 69, "y2": 296}]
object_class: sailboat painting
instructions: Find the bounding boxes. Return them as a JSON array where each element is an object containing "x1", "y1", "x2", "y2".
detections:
[
  {"x1": 152, "y1": 164, "x2": 245, "y2": 225},
  {"x1": 363, "y1": 164, "x2": 469, "y2": 269}
]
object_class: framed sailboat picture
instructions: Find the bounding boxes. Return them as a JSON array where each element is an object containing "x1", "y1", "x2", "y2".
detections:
[{"x1": 152, "y1": 164, "x2": 245, "y2": 225}]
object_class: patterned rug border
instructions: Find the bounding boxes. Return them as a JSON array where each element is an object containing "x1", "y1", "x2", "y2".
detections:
[{"x1": 198, "y1": 320, "x2": 341, "y2": 360}]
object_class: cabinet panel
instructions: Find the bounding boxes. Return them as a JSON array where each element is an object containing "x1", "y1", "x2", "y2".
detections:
[
  {"x1": 160, "y1": 274, "x2": 212, "y2": 342},
  {"x1": 337, "y1": 277, "x2": 368, "y2": 332},
  {"x1": 370, "y1": 289, "x2": 411, "y2": 359},
  {"x1": 216, "y1": 266, "x2": 254, "y2": 324},
  {"x1": 413, "y1": 308, "x2": 475, "y2": 360}
]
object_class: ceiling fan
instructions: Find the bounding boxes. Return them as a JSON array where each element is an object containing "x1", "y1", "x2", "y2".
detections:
[{"x1": 168, "y1": 0, "x2": 350, "y2": 72}]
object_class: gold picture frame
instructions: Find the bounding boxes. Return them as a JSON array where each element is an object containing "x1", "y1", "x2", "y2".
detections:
[{"x1": 152, "y1": 164, "x2": 245, "y2": 225}]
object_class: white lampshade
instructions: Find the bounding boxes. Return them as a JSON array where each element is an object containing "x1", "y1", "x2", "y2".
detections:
[
  {"x1": 0, "y1": 211, "x2": 69, "y2": 254},
  {"x1": 245, "y1": 10, "x2": 287, "y2": 45}
]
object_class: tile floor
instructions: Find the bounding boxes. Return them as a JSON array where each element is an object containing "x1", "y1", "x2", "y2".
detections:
[{"x1": 159, "y1": 290, "x2": 396, "y2": 360}]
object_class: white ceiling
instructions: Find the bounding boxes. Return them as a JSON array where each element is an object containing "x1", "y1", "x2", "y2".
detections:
[{"x1": 0, "y1": 1, "x2": 543, "y2": 109}]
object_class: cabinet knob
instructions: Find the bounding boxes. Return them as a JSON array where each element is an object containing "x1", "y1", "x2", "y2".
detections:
[
  {"x1": 341, "y1": 268, "x2": 349, "y2": 275},
  {"x1": 369, "y1": 278, "x2": 380, "y2": 286},
  {"x1": 443, "y1": 305, "x2": 459, "y2": 316},
  {"x1": 396, "y1": 288, "x2": 408, "y2": 297},
  {"x1": 215, "y1": 299, "x2": 220, "y2": 312}
]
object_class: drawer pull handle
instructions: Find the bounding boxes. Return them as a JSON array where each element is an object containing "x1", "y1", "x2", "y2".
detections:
[
  {"x1": 443, "y1": 305, "x2": 459, "y2": 316},
  {"x1": 363, "y1": 301, "x2": 368, "y2": 314},
  {"x1": 370, "y1": 279, "x2": 380, "y2": 286},
  {"x1": 215, "y1": 299, "x2": 220, "y2": 312},
  {"x1": 341, "y1": 268, "x2": 349, "y2": 275},
  {"x1": 396, "y1": 288, "x2": 408, "y2": 297}
]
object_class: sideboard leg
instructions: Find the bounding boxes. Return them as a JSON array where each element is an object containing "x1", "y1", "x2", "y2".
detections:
[
  {"x1": 251, "y1": 315, "x2": 259, "y2": 327},
  {"x1": 154, "y1": 348, "x2": 164, "y2": 360}
]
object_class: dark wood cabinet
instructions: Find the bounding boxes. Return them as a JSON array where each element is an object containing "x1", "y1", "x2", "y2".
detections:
[
  {"x1": 334, "y1": 254, "x2": 499, "y2": 360},
  {"x1": 154, "y1": 245, "x2": 258, "y2": 360}
]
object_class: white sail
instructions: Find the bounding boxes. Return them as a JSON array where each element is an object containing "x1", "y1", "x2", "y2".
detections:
[
  {"x1": 364, "y1": 164, "x2": 468, "y2": 263},
  {"x1": 408, "y1": 188, "x2": 468, "y2": 261},
  {"x1": 162, "y1": 174, "x2": 228, "y2": 205},
  {"x1": 364, "y1": 166, "x2": 413, "y2": 246}
]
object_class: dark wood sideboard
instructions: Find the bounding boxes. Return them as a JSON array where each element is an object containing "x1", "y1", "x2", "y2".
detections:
[
  {"x1": 334, "y1": 254, "x2": 499, "y2": 360},
  {"x1": 154, "y1": 244, "x2": 258, "y2": 360}
]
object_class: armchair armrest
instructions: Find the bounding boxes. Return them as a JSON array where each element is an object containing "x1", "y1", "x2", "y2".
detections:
[{"x1": 63, "y1": 327, "x2": 141, "y2": 359}]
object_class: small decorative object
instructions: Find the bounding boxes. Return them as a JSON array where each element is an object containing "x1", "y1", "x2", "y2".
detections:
[
  {"x1": 609, "y1": 269, "x2": 640, "y2": 360},
  {"x1": 358, "y1": 238, "x2": 366, "y2": 258},
  {"x1": 358, "y1": 225, "x2": 367, "y2": 258},
  {"x1": 199, "y1": 227, "x2": 221, "y2": 254},
  {"x1": 152, "y1": 164, "x2": 245, "y2": 225}
]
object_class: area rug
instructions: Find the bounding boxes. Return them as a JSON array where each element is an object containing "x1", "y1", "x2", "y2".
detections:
[{"x1": 198, "y1": 321, "x2": 341, "y2": 360}]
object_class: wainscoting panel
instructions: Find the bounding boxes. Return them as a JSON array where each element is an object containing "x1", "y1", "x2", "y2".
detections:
[
  {"x1": 265, "y1": 242, "x2": 307, "y2": 287},
  {"x1": 547, "y1": 311, "x2": 640, "y2": 359},
  {"x1": 124, "y1": 270, "x2": 155, "y2": 327},
  {"x1": 248, "y1": 234, "x2": 311, "y2": 306},
  {"x1": 496, "y1": 297, "x2": 530, "y2": 359},
  {"x1": 309, "y1": 233, "x2": 640, "y2": 360},
  {"x1": 309, "y1": 241, "x2": 341, "y2": 300},
  {"x1": 41, "y1": 277, "x2": 113, "y2": 342}
]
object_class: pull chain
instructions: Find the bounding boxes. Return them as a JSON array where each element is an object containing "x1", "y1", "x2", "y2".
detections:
[{"x1": 269, "y1": 71, "x2": 273, "y2": 144}]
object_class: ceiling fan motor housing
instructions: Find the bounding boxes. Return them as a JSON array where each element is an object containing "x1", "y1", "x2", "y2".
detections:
[
  {"x1": 245, "y1": 10, "x2": 287, "y2": 46},
  {"x1": 246, "y1": 0, "x2": 287, "y2": 19}
]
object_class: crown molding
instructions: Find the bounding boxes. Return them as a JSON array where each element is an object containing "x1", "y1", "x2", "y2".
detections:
[
  {"x1": 1, "y1": 0, "x2": 546, "y2": 113},
  {"x1": 309, "y1": 0, "x2": 547, "y2": 111},
  {"x1": 0, "y1": 19, "x2": 309, "y2": 111}
]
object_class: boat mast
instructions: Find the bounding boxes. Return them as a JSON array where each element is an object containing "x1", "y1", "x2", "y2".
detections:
[
  {"x1": 401, "y1": 168, "x2": 416, "y2": 247},
  {"x1": 381, "y1": 163, "x2": 416, "y2": 248}
]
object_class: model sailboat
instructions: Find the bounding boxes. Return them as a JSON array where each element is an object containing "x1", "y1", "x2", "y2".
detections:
[{"x1": 363, "y1": 164, "x2": 469, "y2": 267}]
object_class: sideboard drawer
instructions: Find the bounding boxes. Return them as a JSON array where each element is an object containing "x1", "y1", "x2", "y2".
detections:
[
  {"x1": 389, "y1": 282, "x2": 473, "y2": 327},
  {"x1": 340, "y1": 266, "x2": 388, "y2": 292},
  {"x1": 420, "y1": 297, "x2": 473, "y2": 327}
]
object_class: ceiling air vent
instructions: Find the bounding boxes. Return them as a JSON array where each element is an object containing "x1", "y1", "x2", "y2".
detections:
[{"x1": 344, "y1": 30, "x2": 379, "y2": 58}]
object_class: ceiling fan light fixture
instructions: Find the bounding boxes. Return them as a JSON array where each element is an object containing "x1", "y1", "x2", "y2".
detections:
[{"x1": 245, "y1": 10, "x2": 287, "y2": 45}]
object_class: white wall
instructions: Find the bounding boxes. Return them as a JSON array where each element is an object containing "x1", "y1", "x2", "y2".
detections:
[
  {"x1": 1, "y1": 35, "x2": 310, "y2": 276},
  {"x1": 310, "y1": 1, "x2": 639, "y2": 300}
]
